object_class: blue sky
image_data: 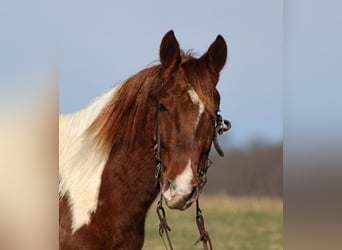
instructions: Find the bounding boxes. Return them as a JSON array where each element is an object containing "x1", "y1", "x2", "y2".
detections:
[{"x1": 59, "y1": 0, "x2": 283, "y2": 148}]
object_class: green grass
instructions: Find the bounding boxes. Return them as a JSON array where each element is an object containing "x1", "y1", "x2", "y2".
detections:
[{"x1": 143, "y1": 195, "x2": 282, "y2": 250}]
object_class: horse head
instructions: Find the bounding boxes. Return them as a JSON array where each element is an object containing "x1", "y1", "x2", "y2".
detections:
[{"x1": 156, "y1": 30, "x2": 228, "y2": 210}]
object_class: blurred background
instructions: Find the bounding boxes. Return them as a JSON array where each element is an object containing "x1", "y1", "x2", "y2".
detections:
[{"x1": 59, "y1": 1, "x2": 283, "y2": 199}]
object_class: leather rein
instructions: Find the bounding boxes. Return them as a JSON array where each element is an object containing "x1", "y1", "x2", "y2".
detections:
[{"x1": 154, "y1": 103, "x2": 231, "y2": 250}]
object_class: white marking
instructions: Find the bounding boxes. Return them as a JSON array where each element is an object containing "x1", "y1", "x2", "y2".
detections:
[
  {"x1": 187, "y1": 88, "x2": 205, "y2": 126},
  {"x1": 173, "y1": 159, "x2": 194, "y2": 196},
  {"x1": 59, "y1": 83, "x2": 122, "y2": 233}
]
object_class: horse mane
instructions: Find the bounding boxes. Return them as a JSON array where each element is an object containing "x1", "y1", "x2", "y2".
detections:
[
  {"x1": 86, "y1": 65, "x2": 163, "y2": 155},
  {"x1": 86, "y1": 52, "x2": 219, "y2": 156}
]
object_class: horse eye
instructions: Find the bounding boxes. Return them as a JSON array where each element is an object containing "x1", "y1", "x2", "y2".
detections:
[{"x1": 159, "y1": 103, "x2": 167, "y2": 112}]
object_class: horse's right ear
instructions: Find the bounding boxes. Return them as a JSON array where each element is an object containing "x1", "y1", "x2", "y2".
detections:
[{"x1": 160, "y1": 30, "x2": 181, "y2": 70}]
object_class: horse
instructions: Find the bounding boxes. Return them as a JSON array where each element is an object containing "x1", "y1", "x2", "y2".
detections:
[{"x1": 59, "y1": 30, "x2": 228, "y2": 249}]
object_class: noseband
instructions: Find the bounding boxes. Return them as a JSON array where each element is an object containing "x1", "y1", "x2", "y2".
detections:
[{"x1": 154, "y1": 103, "x2": 231, "y2": 250}]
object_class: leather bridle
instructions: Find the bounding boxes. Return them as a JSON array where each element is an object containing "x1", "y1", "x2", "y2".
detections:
[{"x1": 154, "y1": 102, "x2": 231, "y2": 250}]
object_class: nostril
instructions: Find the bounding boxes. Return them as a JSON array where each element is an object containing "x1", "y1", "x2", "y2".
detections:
[{"x1": 170, "y1": 182, "x2": 177, "y2": 197}]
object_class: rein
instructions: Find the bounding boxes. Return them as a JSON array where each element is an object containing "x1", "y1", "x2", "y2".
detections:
[{"x1": 154, "y1": 106, "x2": 231, "y2": 250}]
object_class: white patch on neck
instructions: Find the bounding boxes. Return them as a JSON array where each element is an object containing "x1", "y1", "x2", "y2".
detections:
[
  {"x1": 173, "y1": 159, "x2": 194, "y2": 196},
  {"x1": 187, "y1": 88, "x2": 205, "y2": 127},
  {"x1": 59, "y1": 83, "x2": 122, "y2": 233}
]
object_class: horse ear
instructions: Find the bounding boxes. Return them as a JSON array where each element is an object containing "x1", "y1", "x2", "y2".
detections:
[
  {"x1": 160, "y1": 30, "x2": 181, "y2": 70},
  {"x1": 203, "y1": 35, "x2": 227, "y2": 75}
]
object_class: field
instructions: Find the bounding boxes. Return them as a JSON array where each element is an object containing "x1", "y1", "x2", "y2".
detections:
[{"x1": 143, "y1": 195, "x2": 282, "y2": 250}]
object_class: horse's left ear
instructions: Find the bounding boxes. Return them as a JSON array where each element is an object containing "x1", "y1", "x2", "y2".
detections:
[
  {"x1": 160, "y1": 30, "x2": 181, "y2": 71},
  {"x1": 203, "y1": 35, "x2": 227, "y2": 75}
]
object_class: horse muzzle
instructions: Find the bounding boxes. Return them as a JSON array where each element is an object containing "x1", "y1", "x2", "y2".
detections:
[{"x1": 162, "y1": 183, "x2": 198, "y2": 210}]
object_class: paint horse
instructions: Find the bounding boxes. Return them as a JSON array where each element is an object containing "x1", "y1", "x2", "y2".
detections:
[{"x1": 59, "y1": 30, "x2": 228, "y2": 249}]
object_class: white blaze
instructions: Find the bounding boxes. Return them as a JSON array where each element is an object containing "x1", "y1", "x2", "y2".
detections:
[
  {"x1": 164, "y1": 89, "x2": 204, "y2": 198},
  {"x1": 163, "y1": 159, "x2": 194, "y2": 202},
  {"x1": 187, "y1": 88, "x2": 205, "y2": 127},
  {"x1": 173, "y1": 159, "x2": 194, "y2": 195}
]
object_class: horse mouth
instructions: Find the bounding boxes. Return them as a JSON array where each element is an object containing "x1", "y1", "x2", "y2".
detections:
[{"x1": 163, "y1": 186, "x2": 198, "y2": 210}]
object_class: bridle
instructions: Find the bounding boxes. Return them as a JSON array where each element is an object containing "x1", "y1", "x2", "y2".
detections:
[{"x1": 154, "y1": 100, "x2": 231, "y2": 250}]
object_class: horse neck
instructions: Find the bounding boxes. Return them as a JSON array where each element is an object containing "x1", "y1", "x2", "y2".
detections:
[
  {"x1": 92, "y1": 97, "x2": 160, "y2": 239},
  {"x1": 100, "y1": 143, "x2": 159, "y2": 207}
]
